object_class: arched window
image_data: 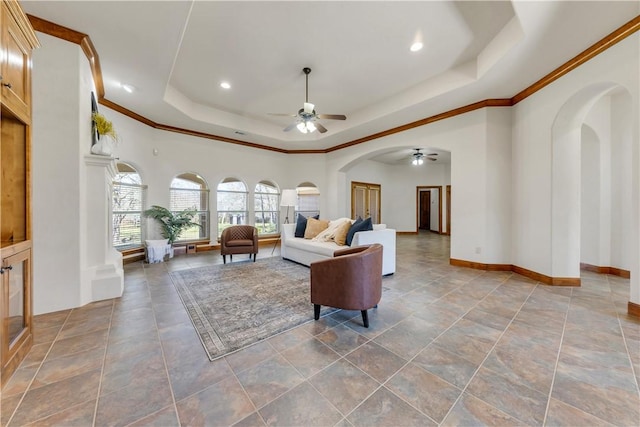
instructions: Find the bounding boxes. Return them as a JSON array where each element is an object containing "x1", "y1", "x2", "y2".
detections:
[
  {"x1": 295, "y1": 182, "x2": 320, "y2": 220},
  {"x1": 169, "y1": 173, "x2": 209, "y2": 241},
  {"x1": 112, "y1": 162, "x2": 146, "y2": 249},
  {"x1": 254, "y1": 180, "x2": 280, "y2": 235},
  {"x1": 217, "y1": 178, "x2": 248, "y2": 237}
]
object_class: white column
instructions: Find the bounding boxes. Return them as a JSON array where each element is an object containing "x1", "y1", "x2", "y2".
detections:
[{"x1": 81, "y1": 154, "x2": 124, "y2": 304}]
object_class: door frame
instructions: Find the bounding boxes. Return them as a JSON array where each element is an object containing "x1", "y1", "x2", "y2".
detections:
[
  {"x1": 416, "y1": 186, "x2": 442, "y2": 233},
  {"x1": 445, "y1": 185, "x2": 451, "y2": 235},
  {"x1": 351, "y1": 181, "x2": 381, "y2": 222}
]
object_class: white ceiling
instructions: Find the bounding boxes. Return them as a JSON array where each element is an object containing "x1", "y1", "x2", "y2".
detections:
[{"x1": 22, "y1": 1, "x2": 639, "y2": 156}]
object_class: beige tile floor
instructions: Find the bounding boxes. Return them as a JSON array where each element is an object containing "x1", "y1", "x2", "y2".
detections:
[{"x1": 2, "y1": 233, "x2": 639, "y2": 426}]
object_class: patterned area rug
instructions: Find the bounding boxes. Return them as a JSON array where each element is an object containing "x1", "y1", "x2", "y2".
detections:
[{"x1": 170, "y1": 258, "x2": 338, "y2": 361}]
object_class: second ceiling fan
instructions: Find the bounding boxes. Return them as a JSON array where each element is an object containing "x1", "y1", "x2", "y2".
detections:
[
  {"x1": 269, "y1": 67, "x2": 346, "y2": 134},
  {"x1": 412, "y1": 149, "x2": 437, "y2": 165}
]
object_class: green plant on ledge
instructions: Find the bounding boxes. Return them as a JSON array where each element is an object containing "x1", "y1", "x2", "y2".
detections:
[
  {"x1": 92, "y1": 111, "x2": 119, "y2": 142},
  {"x1": 143, "y1": 205, "x2": 201, "y2": 244}
]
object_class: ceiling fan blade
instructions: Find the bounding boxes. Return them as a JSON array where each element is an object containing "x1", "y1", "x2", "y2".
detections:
[
  {"x1": 428, "y1": 157, "x2": 437, "y2": 161},
  {"x1": 315, "y1": 122, "x2": 328, "y2": 133},
  {"x1": 317, "y1": 114, "x2": 346, "y2": 120},
  {"x1": 427, "y1": 153, "x2": 438, "y2": 156},
  {"x1": 268, "y1": 113, "x2": 296, "y2": 117},
  {"x1": 283, "y1": 123, "x2": 297, "y2": 132}
]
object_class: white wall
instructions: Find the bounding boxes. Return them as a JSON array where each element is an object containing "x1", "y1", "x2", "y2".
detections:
[
  {"x1": 609, "y1": 92, "x2": 634, "y2": 271},
  {"x1": 580, "y1": 124, "x2": 601, "y2": 266},
  {"x1": 512, "y1": 33, "x2": 639, "y2": 282},
  {"x1": 485, "y1": 107, "x2": 512, "y2": 263},
  {"x1": 344, "y1": 159, "x2": 448, "y2": 232},
  {"x1": 32, "y1": 34, "x2": 84, "y2": 313},
  {"x1": 328, "y1": 107, "x2": 512, "y2": 264},
  {"x1": 392, "y1": 165, "x2": 447, "y2": 233},
  {"x1": 429, "y1": 188, "x2": 440, "y2": 232},
  {"x1": 110, "y1": 113, "x2": 329, "y2": 240},
  {"x1": 32, "y1": 33, "x2": 124, "y2": 314}
]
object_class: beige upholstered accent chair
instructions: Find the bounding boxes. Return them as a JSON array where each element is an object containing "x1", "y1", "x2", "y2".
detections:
[
  {"x1": 220, "y1": 225, "x2": 259, "y2": 264},
  {"x1": 310, "y1": 244, "x2": 383, "y2": 327}
]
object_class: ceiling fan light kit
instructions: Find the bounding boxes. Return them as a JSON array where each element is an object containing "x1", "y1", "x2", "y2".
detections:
[
  {"x1": 412, "y1": 148, "x2": 437, "y2": 165},
  {"x1": 271, "y1": 67, "x2": 347, "y2": 135},
  {"x1": 412, "y1": 148, "x2": 424, "y2": 165},
  {"x1": 303, "y1": 102, "x2": 314, "y2": 114},
  {"x1": 297, "y1": 121, "x2": 316, "y2": 134}
]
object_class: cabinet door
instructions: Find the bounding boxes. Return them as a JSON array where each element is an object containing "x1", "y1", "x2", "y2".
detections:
[
  {"x1": 1, "y1": 245, "x2": 32, "y2": 382},
  {"x1": 1, "y1": 114, "x2": 28, "y2": 246},
  {"x1": 1, "y1": 2, "x2": 31, "y2": 123}
]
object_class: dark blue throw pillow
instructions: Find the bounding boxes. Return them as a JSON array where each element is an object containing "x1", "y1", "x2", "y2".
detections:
[
  {"x1": 294, "y1": 214, "x2": 319, "y2": 238},
  {"x1": 346, "y1": 217, "x2": 373, "y2": 246}
]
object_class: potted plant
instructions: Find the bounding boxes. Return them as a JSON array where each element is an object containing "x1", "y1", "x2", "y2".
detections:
[
  {"x1": 143, "y1": 205, "x2": 201, "y2": 257},
  {"x1": 91, "y1": 111, "x2": 119, "y2": 155}
]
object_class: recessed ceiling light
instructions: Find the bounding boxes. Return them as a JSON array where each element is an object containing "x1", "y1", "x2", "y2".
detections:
[
  {"x1": 220, "y1": 82, "x2": 231, "y2": 89},
  {"x1": 410, "y1": 42, "x2": 423, "y2": 52}
]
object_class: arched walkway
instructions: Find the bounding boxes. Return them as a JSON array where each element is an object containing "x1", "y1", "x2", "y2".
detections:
[{"x1": 551, "y1": 82, "x2": 637, "y2": 310}]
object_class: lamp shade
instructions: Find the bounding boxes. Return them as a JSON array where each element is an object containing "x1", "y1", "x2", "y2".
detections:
[{"x1": 280, "y1": 189, "x2": 297, "y2": 207}]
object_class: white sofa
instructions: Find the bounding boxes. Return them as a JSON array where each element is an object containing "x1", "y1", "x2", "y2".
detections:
[{"x1": 280, "y1": 223, "x2": 396, "y2": 275}]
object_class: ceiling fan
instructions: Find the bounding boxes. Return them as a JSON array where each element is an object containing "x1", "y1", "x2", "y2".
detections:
[
  {"x1": 412, "y1": 149, "x2": 437, "y2": 165},
  {"x1": 269, "y1": 67, "x2": 346, "y2": 134}
]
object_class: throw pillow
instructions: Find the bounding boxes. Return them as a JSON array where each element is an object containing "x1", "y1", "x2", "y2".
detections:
[
  {"x1": 294, "y1": 214, "x2": 319, "y2": 238},
  {"x1": 334, "y1": 220, "x2": 352, "y2": 246},
  {"x1": 344, "y1": 217, "x2": 362, "y2": 246},
  {"x1": 304, "y1": 217, "x2": 329, "y2": 239},
  {"x1": 345, "y1": 217, "x2": 373, "y2": 246},
  {"x1": 312, "y1": 217, "x2": 351, "y2": 242}
]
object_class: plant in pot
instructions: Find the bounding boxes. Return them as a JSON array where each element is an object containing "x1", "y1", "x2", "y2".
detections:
[
  {"x1": 91, "y1": 111, "x2": 119, "y2": 156},
  {"x1": 143, "y1": 205, "x2": 201, "y2": 258}
]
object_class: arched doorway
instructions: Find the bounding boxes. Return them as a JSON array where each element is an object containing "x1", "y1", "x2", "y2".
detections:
[{"x1": 551, "y1": 82, "x2": 636, "y2": 309}]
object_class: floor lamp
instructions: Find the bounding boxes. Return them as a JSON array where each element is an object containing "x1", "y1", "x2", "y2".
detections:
[{"x1": 272, "y1": 189, "x2": 297, "y2": 254}]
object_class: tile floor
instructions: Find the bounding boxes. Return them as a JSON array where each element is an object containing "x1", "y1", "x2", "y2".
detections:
[{"x1": 2, "y1": 233, "x2": 639, "y2": 426}]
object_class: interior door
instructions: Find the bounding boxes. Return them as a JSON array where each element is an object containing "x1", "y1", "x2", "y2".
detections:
[
  {"x1": 419, "y1": 191, "x2": 430, "y2": 230},
  {"x1": 351, "y1": 182, "x2": 381, "y2": 223}
]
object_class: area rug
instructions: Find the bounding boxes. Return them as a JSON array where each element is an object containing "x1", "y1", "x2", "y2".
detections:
[{"x1": 170, "y1": 258, "x2": 338, "y2": 361}]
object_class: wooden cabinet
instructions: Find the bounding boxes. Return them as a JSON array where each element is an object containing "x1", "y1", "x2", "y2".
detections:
[
  {"x1": 0, "y1": 0, "x2": 38, "y2": 388},
  {"x1": 1, "y1": 0, "x2": 34, "y2": 124},
  {"x1": 1, "y1": 241, "x2": 32, "y2": 383}
]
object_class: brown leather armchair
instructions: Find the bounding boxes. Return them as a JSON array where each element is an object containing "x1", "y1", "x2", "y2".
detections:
[
  {"x1": 310, "y1": 244, "x2": 383, "y2": 328},
  {"x1": 220, "y1": 225, "x2": 259, "y2": 264}
]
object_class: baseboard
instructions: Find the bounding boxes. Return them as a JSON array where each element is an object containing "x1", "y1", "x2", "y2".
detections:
[
  {"x1": 580, "y1": 263, "x2": 630, "y2": 278},
  {"x1": 449, "y1": 258, "x2": 510, "y2": 271},
  {"x1": 628, "y1": 301, "x2": 640, "y2": 318},
  {"x1": 398, "y1": 230, "x2": 439, "y2": 235},
  {"x1": 450, "y1": 259, "x2": 581, "y2": 286},
  {"x1": 610, "y1": 267, "x2": 631, "y2": 279}
]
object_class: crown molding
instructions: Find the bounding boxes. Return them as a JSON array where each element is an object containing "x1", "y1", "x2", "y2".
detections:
[
  {"x1": 512, "y1": 15, "x2": 640, "y2": 104},
  {"x1": 28, "y1": 13, "x2": 640, "y2": 155}
]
